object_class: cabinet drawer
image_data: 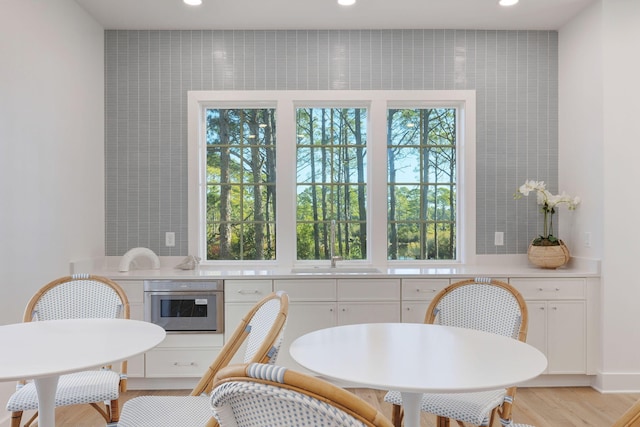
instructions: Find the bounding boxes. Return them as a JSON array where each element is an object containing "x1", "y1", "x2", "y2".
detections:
[
  {"x1": 145, "y1": 348, "x2": 219, "y2": 378},
  {"x1": 338, "y1": 279, "x2": 400, "y2": 301},
  {"x1": 157, "y1": 333, "x2": 224, "y2": 348},
  {"x1": 275, "y1": 279, "x2": 336, "y2": 301},
  {"x1": 224, "y1": 280, "x2": 273, "y2": 303},
  {"x1": 401, "y1": 279, "x2": 449, "y2": 301},
  {"x1": 510, "y1": 278, "x2": 586, "y2": 300}
]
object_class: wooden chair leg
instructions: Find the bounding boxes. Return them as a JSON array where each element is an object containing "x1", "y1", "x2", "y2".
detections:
[
  {"x1": 488, "y1": 407, "x2": 498, "y2": 427},
  {"x1": 391, "y1": 403, "x2": 404, "y2": 427},
  {"x1": 110, "y1": 398, "x2": 120, "y2": 422},
  {"x1": 10, "y1": 411, "x2": 23, "y2": 427},
  {"x1": 436, "y1": 415, "x2": 451, "y2": 427}
]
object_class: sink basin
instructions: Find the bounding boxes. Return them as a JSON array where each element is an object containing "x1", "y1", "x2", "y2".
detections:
[{"x1": 291, "y1": 267, "x2": 381, "y2": 274}]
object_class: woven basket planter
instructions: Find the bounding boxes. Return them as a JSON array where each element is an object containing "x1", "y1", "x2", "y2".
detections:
[{"x1": 527, "y1": 240, "x2": 570, "y2": 269}]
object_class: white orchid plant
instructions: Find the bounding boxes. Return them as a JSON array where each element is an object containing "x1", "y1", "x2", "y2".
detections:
[{"x1": 514, "y1": 180, "x2": 581, "y2": 246}]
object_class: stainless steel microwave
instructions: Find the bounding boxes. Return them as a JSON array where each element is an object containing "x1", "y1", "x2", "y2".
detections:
[{"x1": 143, "y1": 280, "x2": 224, "y2": 333}]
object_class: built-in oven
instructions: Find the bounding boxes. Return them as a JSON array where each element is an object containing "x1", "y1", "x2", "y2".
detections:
[{"x1": 144, "y1": 280, "x2": 224, "y2": 333}]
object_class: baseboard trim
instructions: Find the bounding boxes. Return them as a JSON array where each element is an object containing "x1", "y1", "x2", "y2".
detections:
[
  {"x1": 593, "y1": 372, "x2": 640, "y2": 393},
  {"x1": 520, "y1": 374, "x2": 595, "y2": 388}
]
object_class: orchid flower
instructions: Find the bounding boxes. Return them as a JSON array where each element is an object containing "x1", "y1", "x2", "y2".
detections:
[{"x1": 514, "y1": 180, "x2": 580, "y2": 245}]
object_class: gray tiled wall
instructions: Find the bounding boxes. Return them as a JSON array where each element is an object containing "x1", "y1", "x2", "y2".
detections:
[{"x1": 105, "y1": 29, "x2": 558, "y2": 256}]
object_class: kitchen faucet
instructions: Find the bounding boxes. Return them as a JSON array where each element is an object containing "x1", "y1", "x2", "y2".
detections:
[{"x1": 330, "y1": 220, "x2": 342, "y2": 268}]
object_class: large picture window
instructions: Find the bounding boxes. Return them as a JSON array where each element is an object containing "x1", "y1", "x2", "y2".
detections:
[
  {"x1": 204, "y1": 108, "x2": 276, "y2": 261},
  {"x1": 188, "y1": 91, "x2": 475, "y2": 266},
  {"x1": 296, "y1": 107, "x2": 368, "y2": 261},
  {"x1": 387, "y1": 108, "x2": 456, "y2": 260}
]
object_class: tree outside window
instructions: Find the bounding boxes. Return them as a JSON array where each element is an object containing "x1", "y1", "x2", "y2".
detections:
[{"x1": 205, "y1": 108, "x2": 276, "y2": 261}]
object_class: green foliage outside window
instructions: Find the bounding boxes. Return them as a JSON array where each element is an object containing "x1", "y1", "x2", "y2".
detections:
[
  {"x1": 205, "y1": 108, "x2": 276, "y2": 261},
  {"x1": 295, "y1": 108, "x2": 367, "y2": 261},
  {"x1": 387, "y1": 108, "x2": 457, "y2": 260},
  {"x1": 203, "y1": 103, "x2": 458, "y2": 263}
]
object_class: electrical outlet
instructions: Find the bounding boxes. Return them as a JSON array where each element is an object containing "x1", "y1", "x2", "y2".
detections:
[
  {"x1": 584, "y1": 232, "x2": 592, "y2": 248},
  {"x1": 165, "y1": 232, "x2": 175, "y2": 247},
  {"x1": 494, "y1": 231, "x2": 504, "y2": 246}
]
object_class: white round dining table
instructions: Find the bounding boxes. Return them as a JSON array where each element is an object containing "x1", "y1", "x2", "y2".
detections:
[
  {"x1": 0, "y1": 318, "x2": 166, "y2": 427},
  {"x1": 289, "y1": 322, "x2": 547, "y2": 427}
]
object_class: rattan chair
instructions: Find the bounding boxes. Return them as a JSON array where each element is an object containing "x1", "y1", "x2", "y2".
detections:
[
  {"x1": 210, "y1": 362, "x2": 394, "y2": 427},
  {"x1": 117, "y1": 290, "x2": 289, "y2": 427},
  {"x1": 384, "y1": 277, "x2": 529, "y2": 427},
  {"x1": 6, "y1": 274, "x2": 130, "y2": 427}
]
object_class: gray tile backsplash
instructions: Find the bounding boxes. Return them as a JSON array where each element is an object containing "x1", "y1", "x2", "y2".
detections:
[{"x1": 105, "y1": 29, "x2": 558, "y2": 257}]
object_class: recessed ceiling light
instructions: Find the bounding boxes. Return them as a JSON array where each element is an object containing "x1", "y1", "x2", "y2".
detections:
[
  {"x1": 184, "y1": 0, "x2": 202, "y2": 6},
  {"x1": 499, "y1": 0, "x2": 519, "y2": 6},
  {"x1": 338, "y1": 0, "x2": 356, "y2": 6}
]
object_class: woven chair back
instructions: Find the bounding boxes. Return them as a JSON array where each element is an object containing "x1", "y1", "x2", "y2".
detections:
[
  {"x1": 425, "y1": 278, "x2": 528, "y2": 342},
  {"x1": 191, "y1": 291, "x2": 289, "y2": 397},
  {"x1": 242, "y1": 295, "x2": 288, "y2": 363},
  {"x1": 24, "y1": 274, "x2": 129, "y2": 322},
  {"x1": 211, "y1": 363, "x2": 394, "y2": 427}
]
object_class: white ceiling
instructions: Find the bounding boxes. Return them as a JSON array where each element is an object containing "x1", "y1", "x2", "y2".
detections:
[{"x1": 74, "y1": 0, "x2": 596, "y2": 31}]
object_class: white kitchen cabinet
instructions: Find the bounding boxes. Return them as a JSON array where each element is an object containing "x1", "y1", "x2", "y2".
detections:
[
  {"x1": 274, "y1": 279, "x2": 336, "y2": 372},
  {"x1": 400, "y1": 278, "x2": 449, "y2": 323},
  {"x1": 112, "y1": 272, "x2": 596, "y2": 388},
  {"x1": 114, "y1": 280, "x2": 146, "y2": 378},
  {"x1": 337, "y1": 278, "x2": 400, "y2": 325},
  {"x1": 224, "y1": 279, "x2": 274, "y2": 365},
  {"x1": 274, "y1": 278, "x2": 400, "y2": 371},
  {"x1": 510, "y1": 278, "x2": 587, "y2": 374}
]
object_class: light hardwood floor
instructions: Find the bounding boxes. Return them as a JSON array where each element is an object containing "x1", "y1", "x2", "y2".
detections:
[{"x1": 46, "y1": 386, "x2": 640, "y2": 427}]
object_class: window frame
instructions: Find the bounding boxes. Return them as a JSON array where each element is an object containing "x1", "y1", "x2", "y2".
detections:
[{"x1": 188, "y1": 90, "x2": 476, "y2": 268}]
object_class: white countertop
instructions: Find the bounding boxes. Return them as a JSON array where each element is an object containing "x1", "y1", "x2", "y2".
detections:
[{"x1": 75, "y1": 255, "x2": 600, "y2": 280}]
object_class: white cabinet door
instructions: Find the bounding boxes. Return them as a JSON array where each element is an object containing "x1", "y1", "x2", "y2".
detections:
[
  {"x1": 278, "y1": 302, "x2": 337, "y2": 372},
  {"x1": 401, "y1": 301, "x2": 429, "y2": 324},
  {"x1": 523, "y1": 300, "x2": 586, "y2": 374},
  {"x1": 547, "y1": 301, "x2": 586, "y2": 374},
  {"x1": 337, "y1": 302, "x2": 400, "y2": 325},
  {"x1": 512, "y1": 278, "x2": 588, "y2": 375},
  {"x1": 525, "y1": 301, "x2": 548, "y2": 373},
  {"x1": 401, "y1": 279, "x2": 449, "y2": 324}
]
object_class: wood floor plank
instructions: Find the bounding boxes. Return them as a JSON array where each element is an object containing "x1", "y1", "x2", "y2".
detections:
[{"x1": 44, "y1": 386, "x2": 640, "y2": 426}]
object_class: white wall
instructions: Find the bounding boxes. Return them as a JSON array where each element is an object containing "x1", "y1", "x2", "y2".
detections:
[
  {"x1": 598, "y1": 0, "x2": 640, "y2": 392},
  {"x1": 558, "y1": 1, "x2": 604, "y2": 261},
  {"x1": 560, "y1": 0, "x2": 640, "y2": 393},
  {"x1": 0, "y1": 0, "x2": 104, "y2": 422}
]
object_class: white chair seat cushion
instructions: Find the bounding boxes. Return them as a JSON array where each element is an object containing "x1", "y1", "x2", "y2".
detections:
[
  {"x1": 6, "y1": 370, "x2": 120, "y2": 411},
  {"x1": 384, "y1": 388, "x2": 506, "y2": 426},
  {"x1": 118, "y1": 395, "x2": 212, "y2": 427}
]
